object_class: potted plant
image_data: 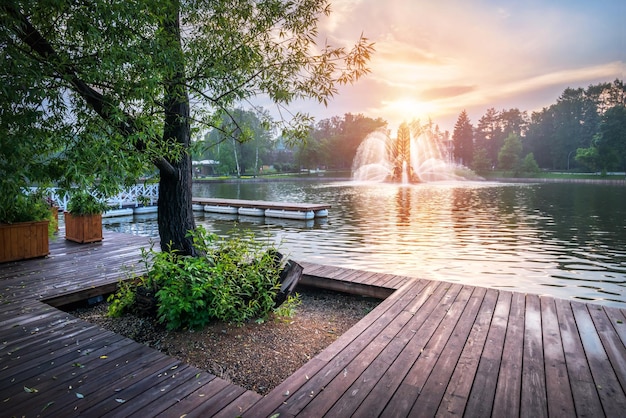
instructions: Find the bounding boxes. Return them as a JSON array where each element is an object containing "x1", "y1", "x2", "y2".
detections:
[
  {"x1": 64, "y1": 190, "x2": 108, "y2": 243},
  {"x1": 0, "y1": 192, "x2": 56, "y2": 263}
]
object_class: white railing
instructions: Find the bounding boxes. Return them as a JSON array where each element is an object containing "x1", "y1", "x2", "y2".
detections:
[{"x1": 33, "y1": 184, "x2": 160, "y2": 211}]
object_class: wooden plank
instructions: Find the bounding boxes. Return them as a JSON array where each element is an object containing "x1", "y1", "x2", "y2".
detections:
[
  {"x1": 0, "y1": 326, "x2": 114, "y2": 384},
  {"x1": 124, "y1": 368, "x2": 217, "y2": 417},
  {"x1": 2, "y1": 336, "x2": 134, "y2": 415},
  {"x1": 184, "y1": 383, "x2": 248, "y2": 417},
  {"x1": 100, "y1": 365, "x2": 196, "y2": 418},
  {"x1": 492, "y1": 291, "x2": 525, "y2": 417},
  {"x1": 463, "y1": 290, "x2": 512, "y2": 416},
  {"x1": 379, "y1": 285, "x2": 475, "y2": 417},
  {"x1": 521, "y1": 294, "x2": 548, "y2": 418},
  {"x1": 330, "y1": 267, "x2": 369, "y2": 283},
  {"x1": 541, "y1": 296, "x2": 575, "y2": 417},
  {"x1": 296, "y1": 310, "x2": 414, "y2": 417},
  {"x1": 554, "y1": 298, "x2": 604, "y2": 417},
  {"x1": 320, "y1": 280, "x2": 455, "y2": 417},
  {"x1": 212, "y1": 389, "x2": 263, "y2": 418},
  {"x1": 407, "y1": 286, "x2": 489, "y2": 416},
  {"x1": 299, "y1": 261, "x2": 328, "y2": 277},
  {"x1": 343, "y1": 282, "x2": 464, "y2": 417},
  {"x1": 277, "y1": 280, "x2": 430, "y2": 416},
  {"x1": 344, "y1": 269, "x2": 378, "y2": 285},
  {"x1": 247, "y1": 279, "x2": 428, "y2": 417},
  {"x1": 587, "y1": 305, "x2": 626, "y2": 402},
  {"x1": 77, "y1": 357, "x2": 184, "y2": 416},
  {"x1": 362, "y1": 272, "x2": 399, "y2": 287},
  {"x1": 436, "y1": 288, "x2": 499, "y2": 416},
  {"x1": 51, "y1": 349, "x2": 167, "y2": 416},
  {"x1": 156, "y1": 377, "x2": 232, "y2": 417},
  {"x1": 603, "y1": 306, "x2": 626, "y2": 348},
  {"x1": 2, "y1": 335, "x2": 133, "y2": 417},
  {"x1": 572, "y1": 302, "x2": 626, "y2": 415}
]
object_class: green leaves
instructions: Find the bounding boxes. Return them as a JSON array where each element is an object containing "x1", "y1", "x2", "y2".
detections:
[{"x1": 108, "y1": 226, "x2": 284, "y2": 330}]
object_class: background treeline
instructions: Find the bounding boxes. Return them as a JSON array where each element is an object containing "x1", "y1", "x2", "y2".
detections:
[
  {"x1": 453, "y1": 79, "x2": 626, "y2": 175},
  {"x1": 195, "y1": 79, "x2": 625, "y2": 176}
]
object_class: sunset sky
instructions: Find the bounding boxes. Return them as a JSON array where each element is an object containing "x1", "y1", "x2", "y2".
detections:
[{"x1": 290, "y1": 0, "x2": 625, "y2": 133}]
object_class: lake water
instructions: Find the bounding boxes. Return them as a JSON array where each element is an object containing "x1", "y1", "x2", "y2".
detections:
[{"x1": 103, "y1": 180, "x2": 626, "y2": 308}]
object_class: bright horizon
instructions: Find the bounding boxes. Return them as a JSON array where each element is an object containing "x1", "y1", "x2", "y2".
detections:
[{"x1": 284, "y1": 0, "x2": 626, "y2": 133}]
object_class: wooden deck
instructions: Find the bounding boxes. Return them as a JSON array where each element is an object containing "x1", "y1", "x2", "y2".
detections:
[{"x1": 2, "y1": 231, "x2": 626, "y2": 417}]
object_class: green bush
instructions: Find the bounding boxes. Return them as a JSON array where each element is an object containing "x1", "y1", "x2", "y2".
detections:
[
  {"x1": 108, "y1": 226, "x2": 294, "y2": 330},
  {"x1": 67, "y1": 190, "x2": 109, "y2": 215}
]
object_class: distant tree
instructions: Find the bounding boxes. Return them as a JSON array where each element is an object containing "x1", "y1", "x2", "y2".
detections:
[
  {"x1": 524, "y1": 108, "x2": 555, "y2": 168},
  {"x1": 471, "y1": 148, "x2": 492, "y2": 174},
  {"x1": 595, "y1": 105, "x2": 626, "y2": 172},
  {"x1": 575, "y1": 146, "x2": 600, "y2": 172},
  {"x1": 300, "y1": 113, "x2": 386, "y2": 169},
  {"x1": 500, "y1": 108, "x2": 529, "y2": 137},
  {"x1": 201, "y1": 109, "x2": 275, "y2": 177},
  {"x1": 474, "y1": 108, "x2": 502, "y2": 167},
  {"x1": 452, "y1": 110, "x2": 474, "y2": 165},
  {"x1": 498, "y1": 133, "x2": 523, "y2": 171},
  {"x1": 519, "y1": 153, "x2": 540, "y2": 175}
]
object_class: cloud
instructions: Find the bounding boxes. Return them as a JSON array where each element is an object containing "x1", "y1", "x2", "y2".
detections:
[
  {"x1": 420, "y1": 85, "x2": 477, "y2": 101},
  {"x1": 247, "y1": 1, "x2": 625, "y2": 133}
]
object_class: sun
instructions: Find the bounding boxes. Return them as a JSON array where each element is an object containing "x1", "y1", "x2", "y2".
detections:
[{"x1": 382, "y1": 98, "x2": 437, "y2": 124}]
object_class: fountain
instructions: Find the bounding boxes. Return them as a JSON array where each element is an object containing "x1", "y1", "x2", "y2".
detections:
[{"x1": 352, "y1": 122, "x2": 472, "y2": 183}]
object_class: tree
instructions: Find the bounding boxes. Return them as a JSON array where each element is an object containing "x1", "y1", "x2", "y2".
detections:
[
  {"x1": 500, "y1": 108, "x2": 528, "y2": 138},
  {"x1": 519, "y1": 153, "x2": 540, "y2": 175},
  {"x1": 1, "y1": 0, "x2": 373, "y2": 255},
  {"x1": 575, "y1": 146, "x2": 600, "y2": 172},
  {"x1": 498, "y1": 133, "x2": 523, "y2": 171},
  {"x1": 474, "y1": 108, "x2": 502, "y2": 167},
  {"x1": 471, "y1": 148, "x2": 492, "y2": 174},
  {"x1": 202, "y1": 109, "x2": 275, "y2": 177},
  {"x1": 452, "y1": 110, "x2": 473, "y2": 166},
  {"x1": 298, "y1": 113, "x2": 386, "y2": 169},
  {"x1": 524, "y1": 108, "x2": 555, "y2": 168},
  {"x1": 595, "y1": 105, "x2": 626, "y2": 172}
]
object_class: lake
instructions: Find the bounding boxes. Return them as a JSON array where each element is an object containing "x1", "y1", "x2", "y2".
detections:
[{"x1": 103, "y1": 179, "x2": 626, "y2": 308}]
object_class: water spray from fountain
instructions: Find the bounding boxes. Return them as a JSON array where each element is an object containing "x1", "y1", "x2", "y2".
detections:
[{"x1": 352, "y1": 121, "x2": 477, "y2": 183}]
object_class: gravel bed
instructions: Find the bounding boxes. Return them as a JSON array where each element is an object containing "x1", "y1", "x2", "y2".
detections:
[{"x1": 70, "y1": 287, "x2": 380, "y2": 395}]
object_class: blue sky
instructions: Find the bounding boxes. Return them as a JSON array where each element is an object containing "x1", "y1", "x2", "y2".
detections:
[{"x1": 289, "y1": 0, "x2": 625, "y2": 132}]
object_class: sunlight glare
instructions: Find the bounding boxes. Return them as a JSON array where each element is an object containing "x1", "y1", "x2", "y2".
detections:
[{"x1": 382, "y1": 98, "x2": 437, "y2": 125}]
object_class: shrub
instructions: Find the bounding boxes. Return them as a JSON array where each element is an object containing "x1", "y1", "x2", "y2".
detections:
[
  {"x1": 108, "y1": 226, "x2": 292, "y2": 330},
  {"x1": 67, "y1": 190, "x2": 109, "y2": 215}
]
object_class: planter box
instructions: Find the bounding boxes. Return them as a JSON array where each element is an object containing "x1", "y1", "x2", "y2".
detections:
[
  {"x1": 0, "y1": 220, "x2": 50, "y2": 263},
  {"x1": 64, "y1": 212, "x2": 103, "y2": 243}
]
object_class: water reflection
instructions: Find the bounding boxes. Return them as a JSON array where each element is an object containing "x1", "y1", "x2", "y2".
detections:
[{"x1": 104, "y1": 180, "x2": 626, "y2": 308}]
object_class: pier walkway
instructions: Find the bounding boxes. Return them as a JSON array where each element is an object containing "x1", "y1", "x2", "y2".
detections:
[{"x1": 1, "y1": 231, "x2": 625, "y2": 416}]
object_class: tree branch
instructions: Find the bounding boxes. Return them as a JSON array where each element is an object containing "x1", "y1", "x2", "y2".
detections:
[{"x1": 3, "y1": 4, "x2": 177, "y2": 177}]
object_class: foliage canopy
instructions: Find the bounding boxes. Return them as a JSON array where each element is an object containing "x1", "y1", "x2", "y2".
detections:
[{"x1": 1, "y1": 0, "x2": 373, "y2": 252}]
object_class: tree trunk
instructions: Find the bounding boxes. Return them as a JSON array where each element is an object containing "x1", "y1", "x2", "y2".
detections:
[
  {"x1": 232, "y1": 137, "x2": 241, "y2": 177},
  {"x1": 158, "y1": 1, "x2": 196, "y2": 256},
  {"x1": 158, "y1": 152, "x2": 196, "y2": 255}
]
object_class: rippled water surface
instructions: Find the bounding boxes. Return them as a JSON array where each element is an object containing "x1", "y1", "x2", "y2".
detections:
[{"x1": 104, "y1": 180, "x2": 626, "y2": 307}]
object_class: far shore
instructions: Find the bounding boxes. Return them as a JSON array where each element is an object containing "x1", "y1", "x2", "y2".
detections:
[{"x1": 192, "y1": 173, "x2": 626, "y2": 186}]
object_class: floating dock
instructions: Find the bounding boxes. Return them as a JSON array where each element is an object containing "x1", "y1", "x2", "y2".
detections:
[{"x1": 192, "y1": 198, "x2": 330, "y2": 220}]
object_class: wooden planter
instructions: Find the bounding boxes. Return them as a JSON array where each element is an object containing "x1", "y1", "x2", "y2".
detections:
[
  {"x1": 64, "y1": 212, "x2": 103, "y2": 243},
  {"x1": 0, "y1": 220, "x2": 50, "y2": 263}
]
